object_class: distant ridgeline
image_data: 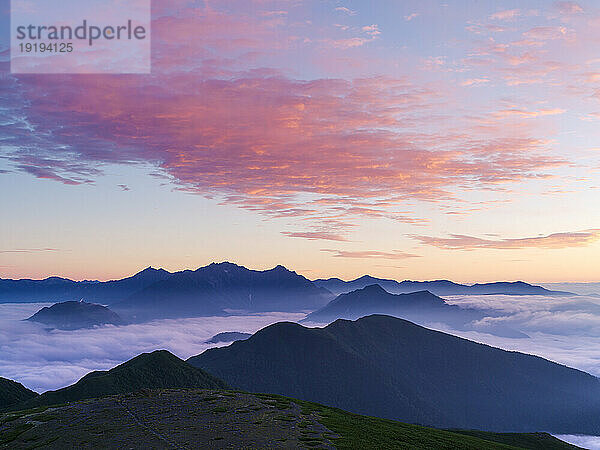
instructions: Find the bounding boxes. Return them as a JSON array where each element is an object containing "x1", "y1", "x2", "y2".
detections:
[
  {"x1": 302, "y1": 285, "x2": 528, "y2": 338},
  {"x1": 0, "y1": 263, "x2": 332, "y2": 321},
  {"x1": 313, "y1": 275, "x2": 575, "y2": 297},
  {"x1": 1, "y1": 262, "x2": 574, "y2": 324}
]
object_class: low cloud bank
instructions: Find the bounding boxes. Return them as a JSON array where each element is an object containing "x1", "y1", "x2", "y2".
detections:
[
  {"x1": 554, "y1": 434, "x2": 600, "y2": 449},
  {"x1": 437, "y1": 294, "x2": 600, "y2": 376},
  {"x1": 0, "y1": 303, "x2": 304, "y2": 392},
  {"x1": 3, "y1": 294, "x2": 600, "y2": 393}
]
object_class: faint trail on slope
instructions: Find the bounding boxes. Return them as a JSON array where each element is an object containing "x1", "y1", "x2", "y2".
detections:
[{"x1": 116, "y1": 397, "x2": 185, "y2": 449}]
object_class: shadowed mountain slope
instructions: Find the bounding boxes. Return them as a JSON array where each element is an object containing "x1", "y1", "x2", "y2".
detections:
[
  {"x1": 189, "y1": 314, "x2": 600, "y2": 434},
  {"x1": 0, "y1": 378, "x2": 38, "y2": 411}
]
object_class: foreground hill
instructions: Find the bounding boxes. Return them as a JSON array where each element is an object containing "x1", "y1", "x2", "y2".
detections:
[
  {"x1": 26, "y1": 300, "x2": 123, "y2": 330},
  {"x1": 0, "y1": 378, "x2": 37, "y2": 410},
  {"x1": 13, "y1": 350, "x2": 226, "y2": 410},
  {"x1": 189, "y1": 315, "x2": 600, "y2": 434},
  {"x1": 314, "y1": 276, "x2": 574, "y2": 297},
  {"x1": 112, "y1": 262, "x2": 333, "y2": 320},
  {"x1": 0, "y1": 389, "x2": 578, "y2": 449}
]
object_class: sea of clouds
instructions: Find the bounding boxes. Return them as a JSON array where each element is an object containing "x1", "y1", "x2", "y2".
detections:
[
  {"x1": 0, "y1": 303, "x2": 305, "y2": 392},
  {"x1": 437, "y1": 294, "x2": 600, "y2": 377},
  {"x1": 3, "y1": 295, "x2": 600, "y2": 447},
  {"x1": 2, "y1": 293, "x2": 600, "y2": 396}
]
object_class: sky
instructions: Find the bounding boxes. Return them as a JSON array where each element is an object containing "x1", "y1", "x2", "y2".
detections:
[{"x1": 1, "y1": 0, "x2": 600, "y2": 282}]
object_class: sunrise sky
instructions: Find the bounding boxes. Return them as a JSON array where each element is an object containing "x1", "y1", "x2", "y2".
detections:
[{"x1": 1, "y1": 0, "x2": 599, "y2": 282}]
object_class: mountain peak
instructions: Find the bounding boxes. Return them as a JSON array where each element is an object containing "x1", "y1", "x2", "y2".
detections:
[
  {"x1": 16, "y1": 349, "x2": 227, "y2": 410},
  {"x1": 269, "y1": 264, "x2": 296, "y2": 274},
  {"x1": 358, "y1": 283, "x2": 388, "y2": 294},
  {"x1": 133, "y1": 266, "x2": 170, "y2": 279},
  {"x1": 26, "y1": 300, "x2": 123, "y2": 330}
]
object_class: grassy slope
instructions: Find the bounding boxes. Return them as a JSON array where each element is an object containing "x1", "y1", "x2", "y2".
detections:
[
  {"x1": 275, "y1": 393, "x2": 580, "y2": 450},
  {"x1": 13, "y1": 350, "x2": 227, "y2": 410},
  {"x1": 2, "y1": 389, "x2": 578, "y2": 449}
]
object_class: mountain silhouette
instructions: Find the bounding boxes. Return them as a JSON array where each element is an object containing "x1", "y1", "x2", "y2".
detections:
[
  {"x1": 304, "y1": 284, "x2": 461, "y2": 322},
  {"x1": 26, "y1": 301, "x2": 124, "y2": 330},
  {"x1": 0, "y1": 267, "x2": 171, "y2": 304},
  {"x1": 112, "y1": 262, "x2": 333, "y2": 321},
  {"x1": 302, "y1": 285, "x2": 527, "y2": 338},
  {"x1": 314, "y1": 276, "x2": 574, "y2": 297},
  {"x1": 0, "y1": 377, "x2": 38, "y2": 410},
  {"x1": 189, "y1": 314, "x2": 600, "y2": 434},
  {"x1": 14, "y1": 350, "x2": 227, "y2": 410}
]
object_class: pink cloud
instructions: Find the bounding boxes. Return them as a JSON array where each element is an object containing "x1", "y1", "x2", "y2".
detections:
[
  {"x1": 410, "y1": 230, "x2": 600, "y2": 250},
  {"x1": 281, "y1": 231, "x2": 349, "y2": 241},
  {"x1": 320, "y1": 249, "x2": 420, "y2": 259},
  {"x1": 554, "y1": 2, "x2": 584, "y2": 15},
  {"x1": 490, "y1": 9, "x2": 520, "y2": 21},
  {"x1": 0, "y1": 0, "x2": 570, "y2": 234},
  {"x1": 0, "y1": 248, "x2": 60, "y2": 254}
]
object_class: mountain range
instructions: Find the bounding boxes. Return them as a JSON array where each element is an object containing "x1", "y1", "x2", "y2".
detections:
[
  {"x1": 1, "y1": 263, "x2": 574, "y2": 324},
  {"x1": 1, "y1": 263, "x2": 334, "y2": 321},
  {"x1": 0, "y1": 266, "x2": 171, "y2": 304},
  {"x1": 111, "y1": 262, "x2": 332, "y2": 321},
  {"x1": 314, "y1": 275, "x2": 574, "y2": 297},
  {"x1": 189, "y1": 314, "x2": 600, "y2": 434},
  {"x1": 303, "y1": 285, "x2": 528, "y2": 338}
]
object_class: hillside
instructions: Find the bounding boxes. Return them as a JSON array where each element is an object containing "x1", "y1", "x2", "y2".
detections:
[
  {"x1": 0, "y1": 378, "x2": 37, "y2": 411},
  {"x1": 314, "y1": 276, "x2": 574, "y2": 297},
  {"x1": 189, "y1": 314, "x2": 600, "y2": 434},
  {"x1": 14, "y1": 350, "x2": 227, "y2": 410},
  {"x1": 0, "y1": 389, "x2": 578, "y2": 449},
  {"x1": 26, "y1": 300, "x2": 124, "y2": 330}
]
